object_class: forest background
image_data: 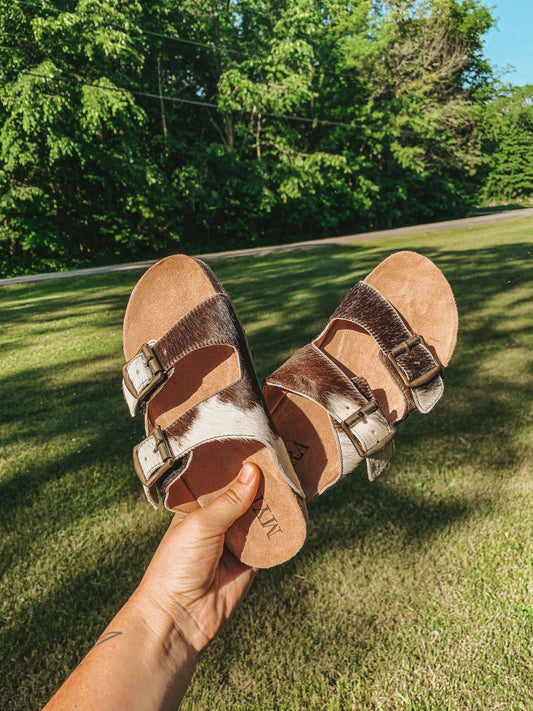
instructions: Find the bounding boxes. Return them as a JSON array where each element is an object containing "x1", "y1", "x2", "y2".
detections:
[{"x1": 1, "y1": 0, "x2": 533, "y2": 278}]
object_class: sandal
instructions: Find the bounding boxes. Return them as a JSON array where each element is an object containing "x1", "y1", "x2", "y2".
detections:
[
  {"x1": 263, "y1": 251, "x2": 458, "y2": 499},
  {"x1": 122, "y1": 254, "x2": 308, "y2": 568}
]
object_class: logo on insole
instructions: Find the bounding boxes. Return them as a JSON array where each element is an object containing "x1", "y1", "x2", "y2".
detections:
[{"x1": 252, "y1": 494, "x2": 283, "y2": 538}]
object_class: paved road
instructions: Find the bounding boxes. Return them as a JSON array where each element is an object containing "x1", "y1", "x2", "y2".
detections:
[{"x1": 2, "y1": 207, "x2": 533, "y2": 285}]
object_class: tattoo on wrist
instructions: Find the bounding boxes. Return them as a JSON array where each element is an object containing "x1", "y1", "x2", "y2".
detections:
[
  {"x1": 93, "y1": 631, "x2": 123, "y2": 648},
  {"x1": 75, "y1": 631, "x2": 123, "y2": 670}
]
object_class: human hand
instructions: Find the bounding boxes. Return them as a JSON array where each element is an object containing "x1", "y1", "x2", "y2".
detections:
[
  {"x1": 134, "y1": 462, "x2": 261, "y2": 652},
  {"x1": 42, "y1": 464, "x2": 261, "y2": 711}
]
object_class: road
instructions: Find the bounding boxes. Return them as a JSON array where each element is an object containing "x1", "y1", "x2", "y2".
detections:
[{"x1": 2, "y1": 207, "x2": 533, "y2": 285}]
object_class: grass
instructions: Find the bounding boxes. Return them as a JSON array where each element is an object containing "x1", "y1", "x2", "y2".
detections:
[{"x1": 1, "y1": 216, "x2": 533, "y2": 710}]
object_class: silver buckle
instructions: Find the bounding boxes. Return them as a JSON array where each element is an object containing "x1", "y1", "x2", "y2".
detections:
[{"x1": 341, "y1": 399, "x2": 396, "y2": 458}]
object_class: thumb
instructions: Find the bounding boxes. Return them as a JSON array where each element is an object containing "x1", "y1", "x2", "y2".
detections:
[{"x1": 200, "y1": 462, "x2": 261, "y2": 536}]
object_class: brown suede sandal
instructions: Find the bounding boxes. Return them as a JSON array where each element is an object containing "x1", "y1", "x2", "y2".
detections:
[
  {"x1": 122, "y1": 254, "x2": 307, "y2": 568},
  {"x1": 263, "y1": 251, "x2": 458, "y2": 500}
]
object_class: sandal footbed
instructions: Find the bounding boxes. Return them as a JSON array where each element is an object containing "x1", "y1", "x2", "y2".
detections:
[
  {"x1": 124, "y1": 255, "x2": 307, "y2": 568},
  {"x1": 267, "y1": 251, "x2": 458, "y2": 499}
]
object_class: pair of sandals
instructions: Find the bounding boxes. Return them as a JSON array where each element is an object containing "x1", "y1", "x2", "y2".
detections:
[{"x1": 122, "y1": 251, "x2": 458, "y2": 569}]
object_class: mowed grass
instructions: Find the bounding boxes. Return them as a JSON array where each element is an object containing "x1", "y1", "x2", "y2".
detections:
[{"x1": 1, "y1": 218, "x2": 532, "y2": 710}]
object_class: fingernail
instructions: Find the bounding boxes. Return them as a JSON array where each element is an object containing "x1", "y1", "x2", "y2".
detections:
[{"x1": 238, "y1": 463, "x2": 255, "y2": 485}]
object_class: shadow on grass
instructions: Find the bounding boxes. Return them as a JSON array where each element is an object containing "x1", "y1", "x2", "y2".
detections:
[
  {"x1": 2, "y1": 517, "x2": 166, "y2": 709},
  {"x1": 224, "y1": 240, "x2": 532, "y2": 478},
  {"x1": 1, "y1": 238, "x2": 532, "y2": 709},
  {"x1": 212, "y1": 236, "x2": 533, "y2": 618}
]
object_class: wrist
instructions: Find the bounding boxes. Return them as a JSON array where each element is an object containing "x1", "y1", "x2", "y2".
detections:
[
  {"x1": 130, "y1": 583, "x2": 208, "y2": 656},
  {"x1": 44, "y1": 589, "x2": 201, "y2": 711}
]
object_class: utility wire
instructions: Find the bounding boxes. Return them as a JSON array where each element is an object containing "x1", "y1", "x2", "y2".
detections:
[
  {"x1": 5, "y1": 3, "x2": 421, "y2": 134},
  {"x1": 2, "y1": 65, "x2": 355, "y2": 128},
  {"x1": 2, "y1": 64, "x2": 436, "y2": 139},
  {"x1": 10, "y1": 1, "x2": 353, "y2": 88},
  {"x1": 15, "y1": 0, "x2": 284, "y2": 26}
]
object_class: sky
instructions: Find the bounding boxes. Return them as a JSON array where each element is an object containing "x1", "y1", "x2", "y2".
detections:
[{"x1": 483, "y1": 0, "x2": 533, "y2": 86}]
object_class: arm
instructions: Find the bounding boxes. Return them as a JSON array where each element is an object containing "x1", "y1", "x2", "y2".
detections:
[{"x1": 43, "y1": 462, "x2": 261, "y2": 711}]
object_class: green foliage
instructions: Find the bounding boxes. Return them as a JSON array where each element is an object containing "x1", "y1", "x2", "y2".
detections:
[
  {"x1": 479, "y1": 84, "x2": 533, "y2": 202},
  {"x1": 0, "y1": 0, "x2": 168, "y2": 276},
  {"x1": 0, "y1": 0, "x2": 508, "y2": 276}
]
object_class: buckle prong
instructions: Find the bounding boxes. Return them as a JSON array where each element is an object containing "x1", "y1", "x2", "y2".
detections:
[
  {"x1": 341, "y1": 399, "x2": 396, "y2": 458},
  {"x1": 153, "y1": 424, "x2": 173, "y2": 463},
  {"x1": 386, "y1": 334, "x2": 441, "y2": 388},
  {"x1": 133, "y1": 425, "x2": 174, "y2": 488},
  {"x1": 122, "y1": 343, "x2": 166, "y2": 402},
  {"x1": 141, "y1": 343, "x2": 164, "y2": 377}
]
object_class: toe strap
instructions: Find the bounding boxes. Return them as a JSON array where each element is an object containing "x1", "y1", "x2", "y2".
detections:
[
  {"x1": 265, "y1": 344, "x2": 395, "y2": 483},
  {"x1": 122, "y1": 293, "x2": 243, "y2": 416}
]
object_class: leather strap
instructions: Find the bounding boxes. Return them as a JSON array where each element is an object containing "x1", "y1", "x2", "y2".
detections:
[
  {"x1": 133, "y1": 377, "x2": 303, "y2": 501},
  {"x1": 122, "y1": 293, "x2": 243, "y2": 416},
  {"x1": 326, "y1": 281, "x2": 444, "y2": 415},
  {"x1": 265, "y1": 344, "x2": 395, "y2": 482}
]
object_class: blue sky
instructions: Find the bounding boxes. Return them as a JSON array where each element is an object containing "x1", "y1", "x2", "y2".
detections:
[{"x1": 483, "y1": 0, "x2": 533, "y2": 86}]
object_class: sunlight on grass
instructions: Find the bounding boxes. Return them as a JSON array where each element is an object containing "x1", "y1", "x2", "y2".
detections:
[{"x1": 1, "y1": 218, "x2": 533, "y2": 710}]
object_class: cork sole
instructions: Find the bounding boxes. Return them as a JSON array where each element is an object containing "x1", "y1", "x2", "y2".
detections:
[
  {"x1": 267, "y1": 251, "x2": 458, "y2": 499},
  {"x1": 124, "y1": 254, "x2": 307, "y2": 568}
]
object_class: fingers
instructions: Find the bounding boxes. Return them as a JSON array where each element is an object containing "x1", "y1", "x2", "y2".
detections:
[{"x1": 198, "y1": 462, "x2": 261, "y2": 537}]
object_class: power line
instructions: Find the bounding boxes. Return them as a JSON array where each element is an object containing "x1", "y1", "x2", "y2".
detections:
[
  {"x1": 5, "y1": 3, "x2": 442, "y2": 136},
  {"x1": 1, "y1": 65, "x2": 355, "y2": 128},
  {"x1": 9, "y1": 1, "x2": 352, "y2": 90},
  {"x1": 8, "y1": 65, "x2": 449, "y2": 140}
]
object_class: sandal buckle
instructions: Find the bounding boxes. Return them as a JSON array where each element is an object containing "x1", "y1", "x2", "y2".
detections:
[
  {"x1": 123, "y1": 343, "x2": 166, "y2": 403},
  {"x1": 386, "y1": 335, "x2": 441, "y2": 388},
  {"x1": 133, "y1": 425, "x2": 175, "y2": 488},
  {"x1": 341, "y1": 399, "x2": 396, "y2": 458}
]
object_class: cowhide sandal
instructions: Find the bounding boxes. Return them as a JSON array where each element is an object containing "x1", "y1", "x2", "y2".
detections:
[
  {"x1": 122, "y1": 254, "x2": 308, "y2": 568},
  {"x1": 263, "y1": 251, "x2": 458, "y2": 500}
]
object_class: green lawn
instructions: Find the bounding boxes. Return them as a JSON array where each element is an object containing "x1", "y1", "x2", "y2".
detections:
[{"x1": 1, "y1": 218, "x2": 532, "y2": 710}]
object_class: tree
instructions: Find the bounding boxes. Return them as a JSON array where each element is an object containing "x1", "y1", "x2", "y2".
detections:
[
  {"x1": 0, "y1": 0, "x2": 497, "y2": 275},
  {"x1": 479, "y1": 84, "x2": 533, "y2": 201},
  {"x1": 0, "y1": 0, "x2": 162, "y2": 275},
  {"x1": 336, "y1": 0, "x2": 495, "y2": 226}
]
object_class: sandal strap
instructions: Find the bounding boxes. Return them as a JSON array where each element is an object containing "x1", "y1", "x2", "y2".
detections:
[
  {"x1": 326, "y1": 281, "x2": 444, "y2": 415},
  {"x1": 133, "y1": 377, "x2": 303, "y2": 502},
  {"x1": 122, "y1": 293, "x2": 243, "y2": 416},
  {"x1": 265, "y1": 344, "x2": 395, "y2": 482}
]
